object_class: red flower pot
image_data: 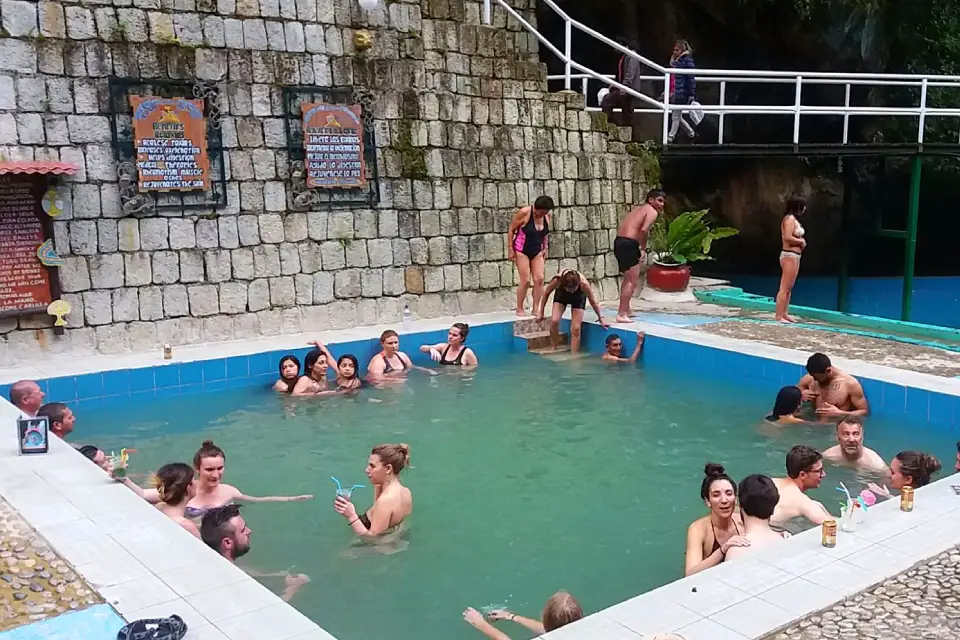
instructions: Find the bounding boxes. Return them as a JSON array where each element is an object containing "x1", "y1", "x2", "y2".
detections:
[{"x1": 647, "y1": 263, "x2": 691, "y2": 292}]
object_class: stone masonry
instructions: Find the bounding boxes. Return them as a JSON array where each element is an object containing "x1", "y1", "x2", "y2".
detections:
[{"x1": 0, "y1": 0, "x2": 648, "y2": 363}]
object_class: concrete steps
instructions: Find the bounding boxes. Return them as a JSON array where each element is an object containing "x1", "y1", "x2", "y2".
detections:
[{"x1": 512, "y1": 319, "x2": 568, "y2": 352}]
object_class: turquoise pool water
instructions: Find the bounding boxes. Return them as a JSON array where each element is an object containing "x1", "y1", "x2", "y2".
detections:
[{"x1": 80, "y1": 351, "x2": 953, "y2": 640}]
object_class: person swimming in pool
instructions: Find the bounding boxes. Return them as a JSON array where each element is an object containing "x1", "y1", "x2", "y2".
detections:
[
  {"x1": 366, "y1": 330, "x2": 435, "y2": 381},
  {"x1": 185, "y1": 441, "x2": 313, "y2": 520},
  {"x1": 685, "y1": 463, "x2": 748, "y2": 575},
  {"x1": 154, "y1": 462, "x2": 201, "y2": 538},
  {"x1": 291, "y1": 344, "x2": 335, "y2": 396},
  {"x1": 765, "y1": 386, "x2": 805, "y2": 424},
  {"x1": 335, "y1": 354, "x2": 364, "y2": 391},
  {"x1": 601, "y1": 332, "x2": 644, "y2": 364},
  {"x1": 273, "y1": 355, "x2": 301, "y2": 394},
  {"x1": 536, "y1": 269, "x2": 608, "y2": 353},
  {"x1": 463, "y1": 591, "x2": 584, "y2": 639},
  {"x1": 868, "y1": 450, "x2": 942, "y2": 499},
  {"x1": 333, "y1": 443, "x2": 413, "y2": 537},
  {"x1": 419, "y1": 323, "x2": 479, "y2": 367}
]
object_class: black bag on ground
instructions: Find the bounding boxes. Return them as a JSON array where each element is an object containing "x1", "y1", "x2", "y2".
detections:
[{"x1": 117, "y1": 615, "x2": 188, "y2": 640}]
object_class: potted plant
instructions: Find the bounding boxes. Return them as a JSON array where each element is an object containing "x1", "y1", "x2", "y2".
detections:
[{"x1": 646, "y1": 209, "x2": 738, "y2": 292}]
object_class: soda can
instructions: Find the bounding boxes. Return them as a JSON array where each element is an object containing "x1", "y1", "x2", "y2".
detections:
[
  {"x1": 821, "y1": 519, "x2": 837, "y2": 548},
  {"x1": 900, "y1": 486, "x2": 915, "y2": 512}
]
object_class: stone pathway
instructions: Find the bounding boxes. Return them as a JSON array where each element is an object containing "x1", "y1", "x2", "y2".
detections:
[
  {"x1": 764, "y1": 547, "x2": 960, "y2": 640},
  {"x1": 0, "y1": 497, "x2": 102, "y2": 632}
]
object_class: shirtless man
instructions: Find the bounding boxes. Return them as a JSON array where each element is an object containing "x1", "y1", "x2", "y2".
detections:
[
  {"x1": 798, "y1": 353, "x2": 869, "y2": 419},
  {"x1": 725, "y1": 475, "x2": 784, "y2": 561},
  {"x1": 601, "y1": 332, "x2": 644, "y2": 363},
  {"x1": 771, "y1": 445, "x2": 832, "y2": 527},
  {"x1": 613, "y1": 189, "x2": 665, "y2": 323},
  {"x1": 822, "y1": 417, "x2": 888, "y2": 473}
]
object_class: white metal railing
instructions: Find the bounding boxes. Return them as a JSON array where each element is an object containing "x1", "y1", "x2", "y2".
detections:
[{"x1": 483, "y1": 0, "x2": 960, "y2": 147}]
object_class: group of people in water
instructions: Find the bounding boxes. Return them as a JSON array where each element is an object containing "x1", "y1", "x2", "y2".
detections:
[{"x1": 686, "y1": 351, "x2": 949, "y2": 574}]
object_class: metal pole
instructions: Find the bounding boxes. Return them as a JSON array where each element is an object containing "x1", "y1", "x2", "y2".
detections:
[
  {"x1": 718, "y1": 81, "x2": 726, "y2": 144},
  {"x1": 792, "y1": 76, "x2": 802, "y2": 144},
  {"x1": 564, "y1": 20, "x2": 572, "y2": 91},
  {"x1": 662, "y1": 71, "x2": 671, "y2": 145},
  {"x1": 917, "y1": 78, "x2": 928, "y2": 144},
  {"x1": 902, "y1": 155, "x2": 922, "y2": 321},
  {"x1": 482, "y1": 0, "x2": 491, "y2": 24},
  {"x1": 837, "y1": 161, "x2": 852, "y2": 312},
  {"x1": 842, "y1": 84, "x2": 851, "y2": 144}
]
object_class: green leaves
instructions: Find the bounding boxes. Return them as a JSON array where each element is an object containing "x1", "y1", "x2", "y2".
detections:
[{"x1": 648, "y1": 210, "x2": 739, "y2": 265}]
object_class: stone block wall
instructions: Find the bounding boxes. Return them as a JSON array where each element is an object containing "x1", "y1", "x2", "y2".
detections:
[{"x1": 0, "y1": 0, "x2": 648, "y2": 363}]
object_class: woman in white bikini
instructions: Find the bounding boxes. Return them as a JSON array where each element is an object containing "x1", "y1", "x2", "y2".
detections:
[{"x1": 775, "y1": 194, "x2": 807, "y2": 323}]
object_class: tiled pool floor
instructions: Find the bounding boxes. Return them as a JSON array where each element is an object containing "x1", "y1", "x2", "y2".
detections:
[{"x1": 0, "y1": 497, "x2": 101, "y2": 632}]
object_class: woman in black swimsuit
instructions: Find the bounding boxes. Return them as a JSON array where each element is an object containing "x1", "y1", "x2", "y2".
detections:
[
  {"x1": 536, "y1": 270, "x2": 608, "y2": 353},
  {"x1": 366, "y1": 330, "x2": 413, "y2": 382},
  {"x1": 419, "y1": 322, "x2": 479, "y2": 367},
  {"x1": 507, "y1": 195, "x2": 553, "y2": 317},
  {"x1": 684, "y1": 463, "x2": 749, "y2": 576}
]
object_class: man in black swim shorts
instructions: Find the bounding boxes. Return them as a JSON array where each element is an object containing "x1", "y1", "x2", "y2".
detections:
[{"x1": 614, "y1": 189, "x2": 665, "y2": 322}]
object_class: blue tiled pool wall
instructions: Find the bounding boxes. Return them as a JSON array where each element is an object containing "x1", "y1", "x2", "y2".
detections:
[
  {"x1": 0, "y1": 323, "x2": 519, "y2": 409},
  {"x1": 580, "y1": 324, "x2": 959, "y2": 430}
]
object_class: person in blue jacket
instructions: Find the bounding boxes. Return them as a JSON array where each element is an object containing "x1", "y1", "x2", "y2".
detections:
[{"x1": 667, "y1": 39, "x2": 697, "y2": 143}]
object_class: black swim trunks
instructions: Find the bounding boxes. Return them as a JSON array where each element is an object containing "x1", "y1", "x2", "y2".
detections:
[{"x1": 613, "y1": 236, "x2": 642, "y2": 273}]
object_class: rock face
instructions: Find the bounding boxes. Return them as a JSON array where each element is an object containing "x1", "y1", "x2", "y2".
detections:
[{"x1": 0, "y1": 0, "x2": 649, "y2": 363}]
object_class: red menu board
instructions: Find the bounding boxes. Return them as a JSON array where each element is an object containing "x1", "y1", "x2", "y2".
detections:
[
  {"x1": 0, "y1": 175, "x2": 53, "y2": 316},
  {"x1": 131, "y1": 96, "x2": 211, "y2": 192},
  {"x1": 301, "y1": 103, "x2": 367, "y2": 189}
]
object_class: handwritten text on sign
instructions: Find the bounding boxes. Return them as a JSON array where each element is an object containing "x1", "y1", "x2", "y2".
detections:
[
  {"x1": 301, "y1": 103, "x2": 367, "y2": 189},
  {"x1": 0, "y1": 176, "x2": 53, "y2": 316},
  {"x1": 131, "y1": 96, "x2": 211, "y2": 192}
]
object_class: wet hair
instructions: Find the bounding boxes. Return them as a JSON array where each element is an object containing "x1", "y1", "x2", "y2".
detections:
[
  {"x1": 337, "y1": 354, "x2": 360, "y2": 379},
  {"x1": 766, "y1": 386, "x2": 802, "y2": 421},
  {"x1": 533, "y1": 195, "x2": 554, "y2": 211},
  {"x1": 303, "y1": 348, "x2": 327, "y2": 375},
  {"x1": 277, "y1": 355, "x2": 301, "y2": 393},
  {"x1": 894, "y1": 451, "x2": 942, "y2": 488},
  {"x1": 193, "y1": 440, "x2": 225, "y2": 469},
  {"x1": 806, "y1": 353, "x2": 831, "y2": 375},
  {"x1": 837, "y1": 416, "x2": 863, "y2": 431},
  {"x1": 451, "y1": 322, "x2": 469, "y2": 341},
  {"x1": 738, "y1": 474, "x2": 779, "y2": 519},
  {"x1": 560, "y1": 270, "x2": 580, "y2": 290},
  {"x1": 78, "y1": 445, "x2": 101, "y2": 461},
  {"x1": 9, "y1": 380, "x2": 38, "y2": 407},
  {"x1": 700, "y1": 463, "x2": 737, "y2": 502},
  {"x1": 541, "y1": 591, "x2": 583, "y2": 632},
  {"x1": 380, "y1": 329, "x2": 399, "y2": 343},
  {"x1": 785, "y1": 445, "x2": 822, "y2": 479},
  {"x1": 155, "y1": 462, "x2": 194, "y2": 505},
  {"x1": 371, "y1": 443, "x2": 411, "y2": 475},
  {"x1": 37, "y1": 402, "x2": 69, "y2": 426},
  {"x1": 785, "y1": 194, "x2": 806, "y2": 216},
  {"x1": 605, "y1": 334, "x2": 622, "y2": 346},
  {"x1": 201, "y1": 504, "x2": 242, "y2": 552},
  {"x1": 646, "y1": 188, "x2": 666, "y2": 202}
]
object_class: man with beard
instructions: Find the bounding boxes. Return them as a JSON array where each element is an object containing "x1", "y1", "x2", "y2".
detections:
[
  {"x1": 201, "y1": 505, "x2": 309, "y2": 602},
  {"x1": 822, "y1": 418, "x2": 888, "y2": 472}
]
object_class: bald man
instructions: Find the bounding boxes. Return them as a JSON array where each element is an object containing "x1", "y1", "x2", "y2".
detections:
[{"x1": 9, "y1": 380, "x2": 44, "y2": 418}]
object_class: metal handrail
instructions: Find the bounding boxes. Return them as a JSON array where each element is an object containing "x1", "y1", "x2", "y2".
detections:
[{"x1": 483, "y1": 0, "x2": 960, "y2": 146}]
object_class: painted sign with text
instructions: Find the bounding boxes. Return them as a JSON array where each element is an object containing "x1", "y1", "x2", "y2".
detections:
[
  {"x1": 131, "y1": 96, "x2": 211, "y2": 192},
  {"x1": 301, "y1": 103, "x2": 366, "y2": 189},
  {"x1": 0, "y1": 175, "x2": 54, "y2": 317}
]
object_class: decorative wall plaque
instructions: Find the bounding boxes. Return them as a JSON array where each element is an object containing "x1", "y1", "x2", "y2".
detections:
[
  {"x1": 0, "y1": 175, "x2": 56, "y2": 317},
  {"x1": 130, "y1": 96, "x2": 211, "y2": 192},
  {"x1": 301, "y1": 103, "x2": 367, "y2": 190}
]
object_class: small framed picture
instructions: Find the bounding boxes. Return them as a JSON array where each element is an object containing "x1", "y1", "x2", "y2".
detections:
[{"x1": 17, "y1": 416, "x2": 49, "y2": 455}]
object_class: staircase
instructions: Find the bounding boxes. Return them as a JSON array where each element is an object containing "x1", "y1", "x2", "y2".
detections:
[{"x1": 513, "y1": 318, "x2": 569, "y2": 352}]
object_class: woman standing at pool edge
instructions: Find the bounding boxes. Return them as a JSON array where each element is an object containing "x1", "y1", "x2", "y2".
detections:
[
  {"x1": 507, "y1": 195, "x2": 553, "y2": 317},
  {"x1": 776, "y1": 194, "x2": 807, "y2": 323},
  {"x1": 334, "y1": 443, "x2": 413, "y2": 537},
  {"x1": 685, "y1": 463, "x2": 749, "y2": 575},
  {"x1": 419, "y1": 323, "x2": 479, "y2": 366},
  {"x1": 185, "y1": 441, "x2": 313, "y2": 519}
]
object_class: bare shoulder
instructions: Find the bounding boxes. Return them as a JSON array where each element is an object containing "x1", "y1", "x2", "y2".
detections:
[
  {"x1": 686, "y1": 515, "x2": 707, "y2": 538},
  {"x1": 798, "y1": 373, "x2": 814, "y2": 387},
  {"x1": 864, "y1": 447, "x2": 888, "y2": 468},
  {"x1": 821, "y1": 445, "x2": 841, "y2": 459}
]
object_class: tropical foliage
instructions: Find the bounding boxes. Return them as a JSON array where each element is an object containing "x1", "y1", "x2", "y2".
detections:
[{"x1": 648, "y1": 210, "x2": 738, "y2": 265}]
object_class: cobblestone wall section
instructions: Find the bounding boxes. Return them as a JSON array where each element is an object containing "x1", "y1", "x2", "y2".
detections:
[{"x1": 0, "y1": 0, "x2": 646, "y2": 362}]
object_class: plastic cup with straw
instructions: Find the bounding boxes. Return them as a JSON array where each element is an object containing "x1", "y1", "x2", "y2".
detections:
[{"x1": 331, "y1": 476, "x2": 365, "y2": 500}]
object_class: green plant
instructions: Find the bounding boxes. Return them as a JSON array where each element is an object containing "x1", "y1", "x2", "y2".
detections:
[{"x1": 647, "y1": 209, "x2": 738, "y2": 265}]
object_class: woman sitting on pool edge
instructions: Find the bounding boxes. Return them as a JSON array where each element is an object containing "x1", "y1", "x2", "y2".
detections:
[
  {"x1": 333, "y1": 443, "x2": 413, "y2": 537},
  {"x1": 273, "y1": 355, "x2": 301, "y2": 393},
  {"x1": 536, "y1": 269, "x2": 608, "y2": 353},
  {"x1": 185, "y1": 440, "x2": 313, "y2": 519},
  {"x1": 765, "y1": 386, "x2": 805, "y2": 424},
  {"x1": 685, "y1": 463, "x2": 749, "y2": 575},
  {"x1": 419, "y1": 323, "x2": 479, "y2": 367},
  {"x1": 367, "y1": 330, "x2": 434, "y2": 381}
]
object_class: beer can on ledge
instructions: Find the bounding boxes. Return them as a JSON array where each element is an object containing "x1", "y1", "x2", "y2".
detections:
[
  {"x1": 821, "y1": 519, "x2": 837, "y2": 548},
  {"x1": 900, "y1": 486, "x2": 915, "y2": 512}
]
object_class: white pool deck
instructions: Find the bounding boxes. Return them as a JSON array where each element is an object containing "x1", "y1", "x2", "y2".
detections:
[{"x1": 2, "y1": 310, "x2": 959, "y2": 640}]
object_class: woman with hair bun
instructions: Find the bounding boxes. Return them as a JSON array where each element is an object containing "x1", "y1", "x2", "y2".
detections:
[
  {"x1": 869, "y1": 451, "x2": 943, "y2": 499},
  {"x1": 684, "y1": 463, "x2": 749, "y2": 575},
  {"x1": 419, "y1": 323, "x2": 479, "y2": 367},
  {"x1": 334, "y1": 443, "x2": 413, "y2": 537},
  {"x1": 154, "y1": 462, "x2": 201, "y2": 537}
]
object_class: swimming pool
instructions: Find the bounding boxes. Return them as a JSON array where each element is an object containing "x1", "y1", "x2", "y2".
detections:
[{"x1": 70, "y1": 327, "x2": 956, "y2": 640}]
